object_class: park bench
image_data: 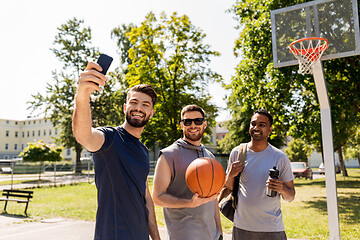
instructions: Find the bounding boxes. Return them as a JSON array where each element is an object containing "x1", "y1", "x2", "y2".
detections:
[{"x1": 0, "y1": 189, "x2": 33, "y2": 215}]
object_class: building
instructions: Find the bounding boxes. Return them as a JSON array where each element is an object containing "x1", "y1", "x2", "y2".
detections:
[
  {"x1": 0, "y1": 117, "x2": 83, "y2": 161},
  {"x1": 216, "y1": 122, "x2": 229, "y2": 141}
]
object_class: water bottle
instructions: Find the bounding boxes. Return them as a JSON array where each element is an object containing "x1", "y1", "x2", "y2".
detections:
[{"x1": 266, "y1": 166, "x2": 279, "y2": 197}]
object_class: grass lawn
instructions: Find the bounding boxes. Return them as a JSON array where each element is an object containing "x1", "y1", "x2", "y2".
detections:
[{"x1": 1, "y1": 169, "x2": 359, "y2": 239}]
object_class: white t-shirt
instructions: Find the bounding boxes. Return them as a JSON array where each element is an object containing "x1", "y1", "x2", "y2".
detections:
[{"x1": 226, "y1": 144, "x2": 294, "y2": 232}]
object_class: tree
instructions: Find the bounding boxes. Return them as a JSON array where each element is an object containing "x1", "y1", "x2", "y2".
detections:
[
  {"x1": 19, "y1": 140, "x2": 62, "y2": 181},
  {"x1": 226, "y1": 0, "x2": 360, "y2": 176},
  {"x1": 285, "y1": 138, "x2": 312, "y2": 162},
  {"x1": 344, "y1": 127, "x2": 360, "y2": 167},
  {"x1": 29, "y1": 18, "x2": 122, "y2": 173},
  {"x1": 112, "y1": 12, "x2": 222, "y2": 148}
]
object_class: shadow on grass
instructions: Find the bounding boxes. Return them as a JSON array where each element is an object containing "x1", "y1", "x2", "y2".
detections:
[
  {"x1": 303, "y1": 194, "x2": 360, "y2": 225},
  {"x1": 0, "y1": 212, "x2": 28, "y2": 219},
  {"x1": 294, "y1": 175, "x2": 360, "y2": 189},
  {"x1": 294, "y1": 179, "x2": 326, "y2": 187},
  {"x1": 21, "y1": 179, "x2": 52, "y2": 184}
]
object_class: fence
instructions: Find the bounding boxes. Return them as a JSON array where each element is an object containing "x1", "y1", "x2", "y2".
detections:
[{"x1": 0, "y1": 161, "x2": 94, "y2": 190}]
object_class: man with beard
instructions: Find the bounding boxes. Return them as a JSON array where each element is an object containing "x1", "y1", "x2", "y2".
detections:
[
  {"x1": 72, "y1": 61, "x2": 160, "y2": 240},
  {"x1": 225, "y1": 109, "x2": 295, "y2": 240},
  {"x1": 152, "y1": 104, "x2": 223, "y2": 240}
]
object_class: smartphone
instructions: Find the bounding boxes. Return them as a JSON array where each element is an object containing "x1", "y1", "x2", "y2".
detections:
[{"x1": 96, "y1": 54, "x2": 113, "y2": 75}]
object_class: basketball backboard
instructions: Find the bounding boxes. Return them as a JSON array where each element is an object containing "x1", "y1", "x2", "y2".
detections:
[{"x1": 271, "y1": 0, "x2": 360, "y2": 68}]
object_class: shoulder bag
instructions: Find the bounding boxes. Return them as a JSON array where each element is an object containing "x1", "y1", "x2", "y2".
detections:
[{"x1": 218, "y1": 143, "x2": 247, "y2": 222}]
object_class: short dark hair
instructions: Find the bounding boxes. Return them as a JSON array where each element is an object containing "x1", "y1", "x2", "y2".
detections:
[
  {"x1": 253, "y1": 109, "x2": 273, "y2": 126},
  {"x1": 181, "y1": 105, "x2": 205, "y2": 119},
  {"x1": 127, "y1": 84, "x2": 157, "y2": 106}
]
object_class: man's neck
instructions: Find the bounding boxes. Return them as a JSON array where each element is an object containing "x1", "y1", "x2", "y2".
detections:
[
  {"x1": 122, "y1": 122, "x2": 144, "y2": 138},
  {"x1": 248, "y1": 140, "x2": 268, "y2": 152}
]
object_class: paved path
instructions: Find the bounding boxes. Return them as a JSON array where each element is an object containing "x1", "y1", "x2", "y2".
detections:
[{"x1": 0, "y1": 215, "x2": 232, "y2": 240}]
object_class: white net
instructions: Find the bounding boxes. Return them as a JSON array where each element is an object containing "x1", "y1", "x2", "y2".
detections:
[{"x1": 289, "y1": 38, "x2": 328, "y2": 75}]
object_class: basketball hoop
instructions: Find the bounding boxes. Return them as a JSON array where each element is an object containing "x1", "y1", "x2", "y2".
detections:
[{"x1": 289, "y1": 37, "x2": 328, "y2": 75}]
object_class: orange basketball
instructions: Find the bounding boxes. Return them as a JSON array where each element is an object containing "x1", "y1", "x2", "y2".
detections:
[{"x1": 185, "y1": 157, "x2": 226, "y2": 197}]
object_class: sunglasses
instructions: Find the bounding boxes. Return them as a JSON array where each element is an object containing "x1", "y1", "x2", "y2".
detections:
[{"x1": 181, "y1": 118, "x2": 204, "y2": 126}]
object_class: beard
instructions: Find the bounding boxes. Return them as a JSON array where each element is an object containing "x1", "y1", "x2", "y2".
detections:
[
  {"x1": 250, "y1": 130, "x2": 266, "y2": 141},
  {"x1": 184, "y1": 127, "x2": 205, "y2": 142},
  {"x1": 126, "y1": 110, "x2": 151, "y2": 128}
]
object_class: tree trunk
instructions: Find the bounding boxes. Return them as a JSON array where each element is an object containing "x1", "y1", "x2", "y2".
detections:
[
  {"x1": 357, "y1": 155, "x2": 360, "y2": 168},
  {"x1": 337, "y1": 147, "x2": 348, "y2": 177},
  {"x1": 38, "y1": 162, "x2": 43, "y2": 187},
  {"x1": 75, "y1": 143, "x2": 83, "y2": 174}
]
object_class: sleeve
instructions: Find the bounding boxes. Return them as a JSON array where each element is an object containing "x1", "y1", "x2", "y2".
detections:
[
  {"x1": 279, "y1": 154, "x2": 295, "y2": 183},
  {"x1": 93, "y1": 126, "x2": 116, "y2": 153}
]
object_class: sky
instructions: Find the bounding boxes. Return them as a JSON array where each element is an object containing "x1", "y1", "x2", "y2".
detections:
[{"x1": 0, "y1": 0, "x2": 239, "y2": 122}]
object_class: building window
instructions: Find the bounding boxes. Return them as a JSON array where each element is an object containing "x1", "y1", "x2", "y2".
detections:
[
  {"x1": 5, "y1": 144, "x2": 9, "y2": 150},
  {"x1": 49, "y1": 129, "x2": 52, "y2": 136},
  {"x1": 6, "y1": 131, "x2": 9, "y2": 137},
  {"x1": 55, "y1": 129, "x2": 58, "y2": 135},
  {"x1": 6, "y1": 120, "x2": 9, "y2": 124},
  {"x1": 38, "y1": 130, "x2": 41, "y2": 136},
  {"x1": 45, "y1": 119, "x2": 47, "y2": 123},
  {"x1": 15, "y1": 131, "x2": 18, "y2": 137},
  {"x1": 14, "y1": 144, "x2": 18, "y2": 150},
  {"x1": 44, "y1": 130, "x2": 46, "y2": 136},
  {"x1": 32, "y1": 131, "x2": 35, "y2": 137},
  {"x1": 15, "y1": 121, "x2": 18, "y2": 125},
  {"x1": 21, "y1": 144, "x2": 24, "y2": 150},
  {"x1": 66, "y1": 148, "x2": 71, "y2": 156},
  {"x1": 28, "y1": 121, "x2": 31, "y2": 125},
  {"x1": 22, "y1": 132, "x2": 24, "y2": 137},
  {"x1": 33, "y1": 120, "x2": 36, "y2": 124},
  {"x1": 27, "y1": 131, "x2": 29, "y2": 137}
]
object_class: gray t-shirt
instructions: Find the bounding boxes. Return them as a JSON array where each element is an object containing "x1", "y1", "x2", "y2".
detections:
[
  {"x1": 160, "y1": 139, "x2": 220, "y2": 240},
  {"x1": 226, "y1": 144, "x2": 294, "y2": 232}
]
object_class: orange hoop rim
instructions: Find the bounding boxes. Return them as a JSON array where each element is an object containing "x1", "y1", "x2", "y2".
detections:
[{"x1": 289, "y1": 37, "x2": 329, "y2": 56}]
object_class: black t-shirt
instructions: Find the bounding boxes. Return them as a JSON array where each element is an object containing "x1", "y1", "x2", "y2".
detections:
[{"x1": 93, "y1": 126, "x2": 150, "y2": 240}]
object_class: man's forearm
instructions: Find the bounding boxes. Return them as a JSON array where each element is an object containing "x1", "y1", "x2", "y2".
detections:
[
  {"x1": 147, "y1": 201, "x2": 160, "y2": 240},
  {"x1": 146, "y1": 183, "x2": 160, "y2": 240},
  {"x1": 224, "y1": 175, "x2": 236, "y2": 190},
  {"x1": 72, "y1": 95, "x2": 93, "y2": 143},
  {"x1": 280, "y1": 181, "x2": 296, "y2": 202}
]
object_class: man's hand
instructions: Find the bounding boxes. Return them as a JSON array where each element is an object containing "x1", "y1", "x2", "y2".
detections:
[
  {"x1": 189, "y1": 193, "x2": 219, "y2": 208},
  {"x1": 228, "y1": 160, "x2": 244, "y2": 178},
  {"x1": 77, "y1": 62, "x2": 107, "y2": 98},
  {"x1": 266, "y1": 178, "x2": 296, "y2": 202},
  {"x1": 266, "y1": 178, "x2": 284, "y2": 193}
]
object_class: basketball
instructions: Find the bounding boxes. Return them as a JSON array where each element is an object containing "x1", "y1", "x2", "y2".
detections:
[{"x1": 185, "y1": 157, "x2": 226, "y2": 197}]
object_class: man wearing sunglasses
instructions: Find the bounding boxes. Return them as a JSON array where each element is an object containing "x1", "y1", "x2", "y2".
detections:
[{"x1": 152, "y1": 104, "x2": 223, "y2": 240}]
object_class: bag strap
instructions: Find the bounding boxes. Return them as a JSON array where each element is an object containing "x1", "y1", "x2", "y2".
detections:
[{"x1": 232, "y1": 143, "x2": 247, "y2": 209}]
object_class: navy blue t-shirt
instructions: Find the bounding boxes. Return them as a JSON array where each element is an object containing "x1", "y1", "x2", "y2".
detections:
[{"x1": 93, "y1": 126, "x2": 150, "y2": 240}]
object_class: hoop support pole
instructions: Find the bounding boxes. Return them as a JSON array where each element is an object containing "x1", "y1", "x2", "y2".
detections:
[{"x1": 312, "y1": 61, "x2": 341, "y2": 240}]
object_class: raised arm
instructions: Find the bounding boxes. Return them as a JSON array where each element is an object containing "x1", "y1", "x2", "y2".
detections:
[{"x1": 72, "y1": 62, "x2": 107, "y2": 152}]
